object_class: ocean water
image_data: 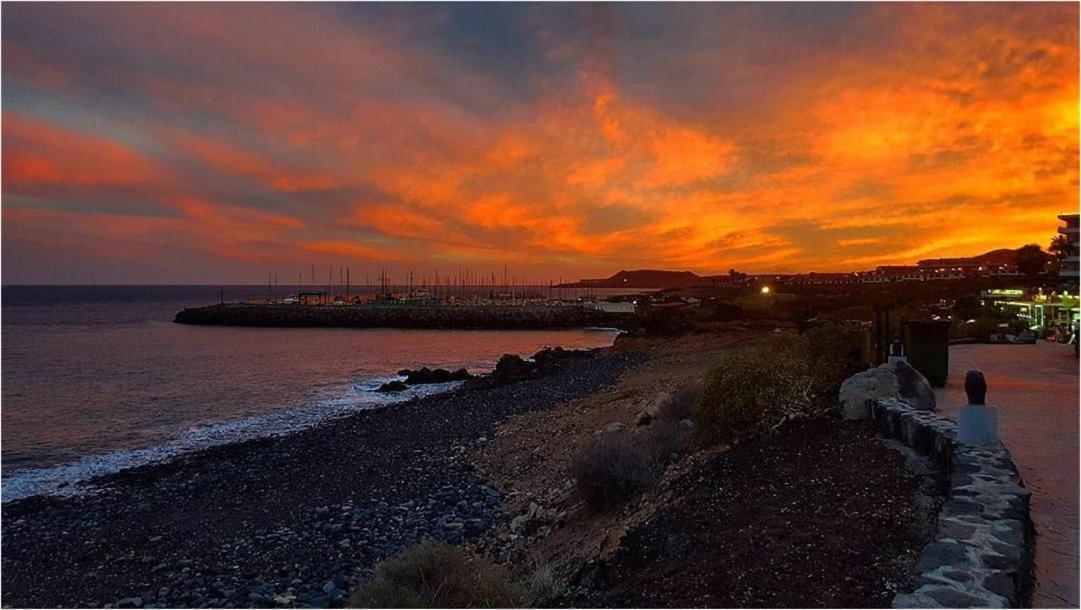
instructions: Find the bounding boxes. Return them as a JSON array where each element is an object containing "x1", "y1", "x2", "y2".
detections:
[{"x1": 1, "y1": 286, "x2": 622, "y2": 501}]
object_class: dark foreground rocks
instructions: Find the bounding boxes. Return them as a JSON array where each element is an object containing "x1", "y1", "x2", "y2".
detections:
[
  {"x1": 1, "y1": 351, "x2": 645, "y2": 609},
  {"x1": 567, "y1": 418, "x2": 940, "y2": 608}
]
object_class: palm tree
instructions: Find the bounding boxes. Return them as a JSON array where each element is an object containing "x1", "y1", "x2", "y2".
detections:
[
  {"x1": 1050, "y1": 234, "x2": 1071, "y2": 259},
  {"x1": 1047, "y1": 235, "x2": 1072, "y2": 275}
]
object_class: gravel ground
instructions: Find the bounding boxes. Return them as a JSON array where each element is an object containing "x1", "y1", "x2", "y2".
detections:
[
  {"x1": 1, "y1": 351, "x2": 645, "y2": 609},
  {"x1": 566, "y1": 417, "x2": 940, "y2": 608}
]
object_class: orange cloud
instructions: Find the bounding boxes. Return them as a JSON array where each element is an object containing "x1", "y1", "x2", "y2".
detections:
[
  {"x1": 3, "y1": 113, "x2": 162, "y2": 188},
  {"x1": 644, "y1": 127, "x2": 736, "y2": 188},
  {"x1": 354, "y1": 204, "x2": 445, "y2": 239}
]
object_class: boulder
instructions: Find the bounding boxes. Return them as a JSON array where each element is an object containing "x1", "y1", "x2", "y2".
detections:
[
  {"x1": 604, "y1": 422, "x2": 626, "y2": 433},
  {"x1": 492, "y1": 354, "x2": 540, "y2": 383},
  {"x1": 450, "y1": 368, "x2": 473, "y2": 381},
  {"x1": 530, "y1": 346, "x2": 593, "y2": 368},
  {"x1": 509, "y1": 502, "x2": 560, "y2": 534},
  {"x1": 376, "y1": 380, "x2": 408, "y2": 393},
  {"x1": 634, "y1": 392, "x2": 672, "y2": 426},
  {"x1": 463, "y1": 353, "x2": 542, "y2": 390},
  {"x1": 839, "y1": 360, "x2": 936, "y2": 419},
  {"x1": 402, "y1": 367, "x2": 438, "y2": 384}
]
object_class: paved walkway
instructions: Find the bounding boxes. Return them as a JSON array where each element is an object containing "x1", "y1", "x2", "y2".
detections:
[{"x1": 934, "y1": 342, "x2": 1079, "y2": 608}]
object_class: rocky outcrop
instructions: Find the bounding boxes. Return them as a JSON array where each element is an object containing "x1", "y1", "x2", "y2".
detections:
[
  {"x1": 530, "y1": 346, "x2": 594, "y2": 367},
  {"x1": 466, "y1": 348, "x2": 597, "y2": 391},
  {"x1": 839, "y1": 361, "x2": 936, "y2": 420},
  {"x1": 871, "y1": 397, "x2": 1033, "y2": 608},
  {"x1": 378, "y1": 368, "x2": 473, "y2": 392},
  {"x1": 398, "y1": 367, "x2": 473, "y2": 385},
  {"x1": 376, "y1": 380, "x2": 408, "y2": 393},
  {"x1": 488, "y1": 354, "x2": 542, "y2": 385}
]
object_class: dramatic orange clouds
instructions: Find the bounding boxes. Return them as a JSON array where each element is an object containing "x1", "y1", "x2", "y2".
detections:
[{"x1": 2, "y1": 3, "x2": 1077, "y2": 283}]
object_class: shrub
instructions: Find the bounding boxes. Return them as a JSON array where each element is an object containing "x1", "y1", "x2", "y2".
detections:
[
  {"x1": 522, "y1": 561, "x2": 560, "y2": 606},
  {"x1": 796, "y1": 323, "x2": 868, "y2": 398},
  {"x1": 349, "y1": 540, "x2": 522, "y2": 608},
  {"x1": 640, "y1": 420, "x2": 691, "y2": 465},
  {"x1": 569, "y1": 432, "x2": 660, "y2": 511},
  {"x1": 695, "y1": 340, "x2": 814, "y2": 443}
]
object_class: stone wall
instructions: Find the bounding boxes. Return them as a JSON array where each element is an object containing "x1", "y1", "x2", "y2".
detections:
[{"x1": 870, "y1": 398, "x2": 1034, "y2": 608}]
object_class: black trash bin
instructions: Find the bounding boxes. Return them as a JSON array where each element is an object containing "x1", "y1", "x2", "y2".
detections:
[{"x1": 903, "y1": 320, "x2": 951, "y2": 387}]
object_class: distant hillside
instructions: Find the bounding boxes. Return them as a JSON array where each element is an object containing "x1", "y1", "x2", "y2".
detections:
[
  {"x1": 562, "y1": 245, "x2": 1042, "y2": 289},
  {"x1": 917, "y1": 247, "x2": 1029, "y2": 268},
  {"x1": 557, "y1": 269, "x2": 708, "y2": 289}
]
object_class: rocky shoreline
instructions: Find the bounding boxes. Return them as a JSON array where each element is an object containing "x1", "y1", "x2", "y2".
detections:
[{"x1": 1, "y1": 349, "x2": 646, "y2": 609}]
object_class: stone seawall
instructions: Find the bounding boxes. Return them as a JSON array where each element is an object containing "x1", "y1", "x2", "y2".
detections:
[
  {"x1": 871, "y1": 398, "x2": 1034, "y2": 608},
  {"x1": 174, "y1": 303, "x2": 634, "y2": 331}
]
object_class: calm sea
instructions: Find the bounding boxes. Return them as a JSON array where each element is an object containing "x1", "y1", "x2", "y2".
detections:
[{"x1": 1, "y1": 285, "x2": 625, "y2": 501}]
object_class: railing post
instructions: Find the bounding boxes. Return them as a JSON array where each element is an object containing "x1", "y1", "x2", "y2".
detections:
[{"x1": 956, "y1": 370, "x2": 999, "y2": 445}]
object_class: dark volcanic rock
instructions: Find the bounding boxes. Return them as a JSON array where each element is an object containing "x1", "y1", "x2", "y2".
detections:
[
  {"x1": 376, "y1": 380, "x2": 408, "y2": 393},
  {"x1": 530, "y1": 346, "x2": 594, "y2": 367},
  {"x1": 400, "y1": 367, "x2": 473, "y2": 385},
  {"x1": 495, "y1": 354, "x2": 538, "y2": 380},
  {"x1": 466, "y1": 348, "x2": 599, "y2": 391},
  {"x1": 474, "y1": 355, "x2": 534, "y2": 388}
]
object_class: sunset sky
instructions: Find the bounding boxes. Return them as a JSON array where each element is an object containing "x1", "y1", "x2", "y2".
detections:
[{"x1": 2, "y1": 2, "x2": 1078, "y2": 284}]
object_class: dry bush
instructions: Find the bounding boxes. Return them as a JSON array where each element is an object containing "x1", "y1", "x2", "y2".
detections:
[
  {"x1": 640, "y1": 420, "x2": 692, "y2": 465},
  {"x1": 348, "y1": 540, "x2": 522, "y2": 608},
  {"x1": 695, "y1": 340, "x2": 814, "y2": 443},
  {"x1": 522, "y1": 561, "x2": 560, "y2": 607},
  {"x1": 569, "y1": 433, "x2": 660, "y2": 511},
  {"x1": 695, "y1": 323, "x2": 871, "y2": 444},
  {"x1": 797, "y1": 323, "x2": 868, "y2": 398}
]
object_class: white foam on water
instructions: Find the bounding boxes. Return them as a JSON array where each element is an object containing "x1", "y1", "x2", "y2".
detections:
[{"x1": 0, "y1": 375, "x2": 462, "y2": 503}]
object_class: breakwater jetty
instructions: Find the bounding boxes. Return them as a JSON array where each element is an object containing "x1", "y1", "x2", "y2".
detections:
[{"x1": 174, "y1": 303, "x2": 634, "y2": 330}]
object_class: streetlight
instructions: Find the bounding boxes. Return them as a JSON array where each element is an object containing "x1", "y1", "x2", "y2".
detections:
[{"x1": 760, "y1": 286, "x2": 771, "y2": 295}]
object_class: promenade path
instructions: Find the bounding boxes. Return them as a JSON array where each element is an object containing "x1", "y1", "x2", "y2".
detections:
[{"x1": 934, "y1": 342, "x2": 1079, "y2": 608}]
